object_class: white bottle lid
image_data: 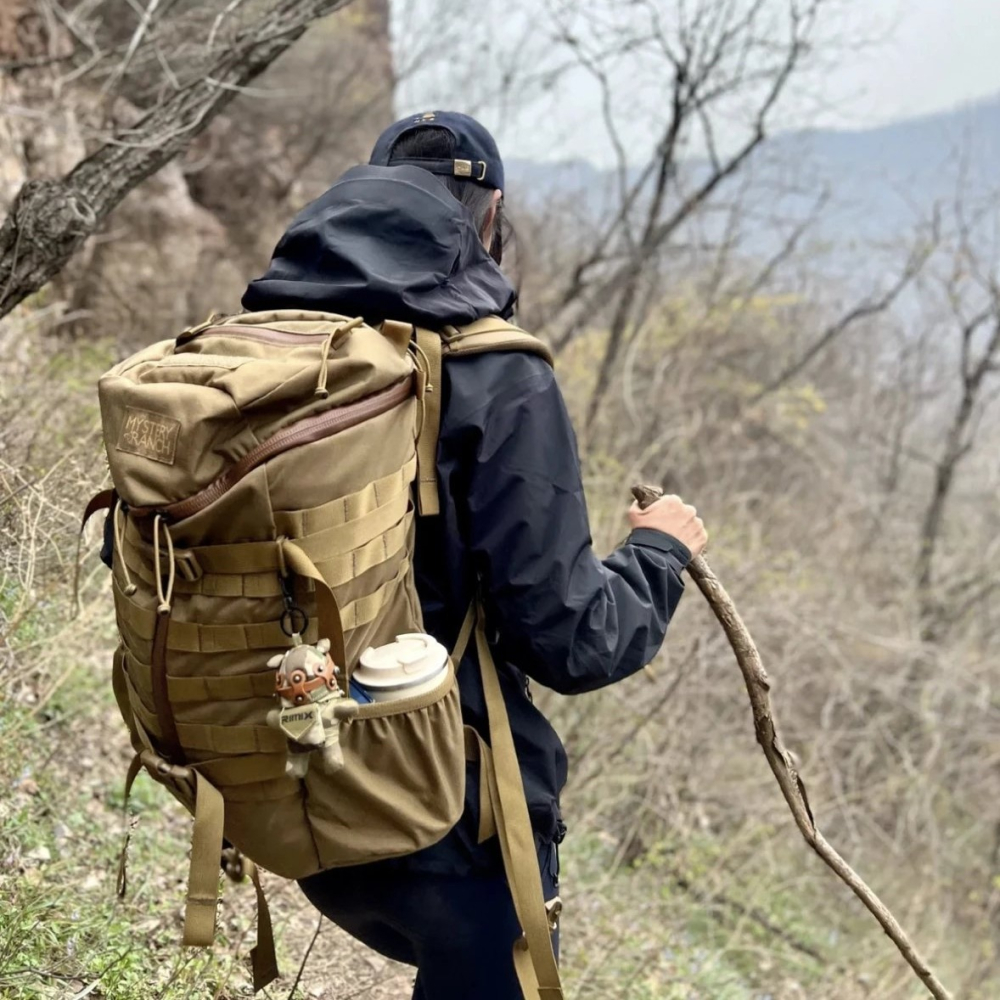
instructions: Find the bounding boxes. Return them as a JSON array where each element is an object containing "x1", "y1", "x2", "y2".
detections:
[{"x1": 354, "y1": 633, "x2": 449, "y2": 702}]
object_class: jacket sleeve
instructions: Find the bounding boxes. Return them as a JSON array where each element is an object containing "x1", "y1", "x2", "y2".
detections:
[{"x1": 464, "y1": 361, "x2": 689, "y2": 695}]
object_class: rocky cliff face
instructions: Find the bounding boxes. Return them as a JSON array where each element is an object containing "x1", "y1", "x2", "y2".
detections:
[
  {"x1": 0, "y1": 0, "x2": 395, "y2": 345},
  {"x1": 184, "y1": 2, "x2": 395, "y2": 279}
]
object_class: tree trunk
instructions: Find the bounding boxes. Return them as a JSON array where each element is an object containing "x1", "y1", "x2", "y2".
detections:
[{"x1": 0, "y1": 0, "x2": 353, "y2": 320}]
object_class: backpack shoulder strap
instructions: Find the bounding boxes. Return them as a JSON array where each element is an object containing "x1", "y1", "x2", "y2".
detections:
[
  {"x1": 440, "y1": 317, "x2": 554, "y2": 366},
  {"x1": 413, "y1": 318, "x2": 553, "y2": 517}
]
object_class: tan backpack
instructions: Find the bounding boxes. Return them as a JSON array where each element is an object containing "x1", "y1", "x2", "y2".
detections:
[{"x1": 83, "y1": 310, "x2": 563, "y2": 999}]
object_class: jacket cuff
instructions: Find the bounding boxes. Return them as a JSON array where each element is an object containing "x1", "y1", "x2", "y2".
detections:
[{"x1": 627, "y1": 528, "x2": 692, "y2": 566}]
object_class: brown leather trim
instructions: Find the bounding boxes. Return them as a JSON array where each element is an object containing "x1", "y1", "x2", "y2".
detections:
[
  {"x1": 82, "y1": 489, "x2": 116, "y2": 530},
  {"x1": 150, "y1": 610, "x2": 184, "y2": 762},
  {"x1": 131, "y1": 376, "x2": 414, "y2": 523}
]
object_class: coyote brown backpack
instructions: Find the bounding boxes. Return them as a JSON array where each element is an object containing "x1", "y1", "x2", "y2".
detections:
[{"x1": 83, "y1": 310, "x2": 563, "y2": 999}]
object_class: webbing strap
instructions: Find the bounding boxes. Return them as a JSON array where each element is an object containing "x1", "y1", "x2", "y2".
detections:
[
  {"x1": 195, "y1": 753, "x2": 289, "y2": 789},
  {"x1": 82, "y1": 488, "x2": 116, "y2": 530},
  {"x1": 441, "y1": 318, "x2": 554, "y2": 366},
  {"x1": 458, "y1": 608, "x2": 493, "y2": 844},
  {"x1": 464, "y1": 727, "x2": 498, "y2": 844},
  {"x1": 452, "y1": 601, "x2": 476, "y2": 665},
  {"x1": 114, "y1": 555, "x2": 404, "y2": 657},
  {"x1": 415, "y1": 327, "x2": 443, "y2": 516},
  {"x1": 121, "y1": 541, "x2": 284, "y2": 598},
  {"x1": 293, "y1": 487, "x2": 410, "y2": 563},
  {"x1": 248, "y1": 860, "x2": 279, "y2": 991},
  {"x1": 112, "y1": 645, "x2": 144, "y2": 753},
  {"x1": 314, "y1": 514, "x2": 410, "y2": 589},
  {"x1": 282, "y1": 540, "x2": 348, "y2": 680},
  {"x1": 151, "y1": 608, "x2": 184, "y2": 762},
  {"x1": 122, "y1": 511, "x2": 411, "y2": 597},
  {"x1": 122, "y1": 646, "x2": 275, "y2": 706},
  {"x1": 182, "y1": 771, "x2": 225, "y2": 947},
  {"x1": 122, "y1": 671, "x2": 164, "y2": 742},
  {"x1": 115, "y1": 745, "x2": 279, "y2": 985},
  {"x1": 475, "y1": 609, "x2": 563, "y2": 999},
  {"x1": 76, "y1": 489, "x2": 115, "y2": 613}
]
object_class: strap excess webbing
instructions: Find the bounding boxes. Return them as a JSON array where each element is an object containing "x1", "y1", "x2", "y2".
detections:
[
  {"x1": 248, "y1": 860, "x2": 279, "y2": 991},
  {"x1": 183, "y1": 771, "x2": 225, "y2": 947},
  {"x1": 474, "y1": 605, "x2": 563, "y2": 1000},
  {"x1": 116, "y1": 752, "x2": 145, "y2": 898},
  {"x1": 114, "y1": 751, "x2": 280, "y2": 989}
]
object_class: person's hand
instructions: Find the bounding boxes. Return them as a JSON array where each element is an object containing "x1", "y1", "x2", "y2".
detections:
[{"x1": 628, "y1": 494, "x2": 708, "y2": 557}]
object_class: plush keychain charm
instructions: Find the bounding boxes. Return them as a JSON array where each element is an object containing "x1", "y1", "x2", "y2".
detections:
[{"x1": 265, "y1": 637, "x2": 359, "y2": 778}]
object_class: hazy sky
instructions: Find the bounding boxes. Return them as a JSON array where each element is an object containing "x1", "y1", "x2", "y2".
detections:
[
  {"x1": 393, "y1": 0, "x2": 1000, "y2": 166},
  {"x1": 850, "y1": 0, "x2": 1000, "y2": 123}
]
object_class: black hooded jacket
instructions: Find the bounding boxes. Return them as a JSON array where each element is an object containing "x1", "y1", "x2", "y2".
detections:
[{"x1": 246, "y1": 165, "x2": 690, "y2": 871}]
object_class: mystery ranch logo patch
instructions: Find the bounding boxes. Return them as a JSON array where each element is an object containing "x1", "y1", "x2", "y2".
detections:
[{"x1": 116, "y1": 407, "x2": 181, "y2": 465}]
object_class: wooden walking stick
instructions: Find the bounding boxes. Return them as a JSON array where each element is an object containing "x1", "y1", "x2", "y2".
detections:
[{"x1": 632, "y1": 484, "x2": 953, "y2": 1000}]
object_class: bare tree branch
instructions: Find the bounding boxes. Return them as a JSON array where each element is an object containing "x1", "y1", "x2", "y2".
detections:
[
  {"x1": 633, "y1": 484, "x2": 954, "y2": 1000},
  {"x1": 0, "y1": 0, "x2": 354, "y2": 320},
  {"x1": 753, "y1": 226, "x2": 937, "y2": 402},
  {"x1": 579, "y1": 0, "x2": 820, "y2": 432},
  {"x1": 917, "y1": 301, "x2": 1000, "y2": 640}
]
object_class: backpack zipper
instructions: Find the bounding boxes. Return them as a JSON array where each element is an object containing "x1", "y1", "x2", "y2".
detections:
[
  {"x1": 176, "y1": 323, "x2": 353, "y2": 348},
  {"x1": 130, "y1": 375, "x2": 414, "y2": 523}
]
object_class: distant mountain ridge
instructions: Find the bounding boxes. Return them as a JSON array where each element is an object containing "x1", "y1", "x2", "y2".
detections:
[{"x1": 504, "y1": 93, "x2": 1000, "y2": 249}]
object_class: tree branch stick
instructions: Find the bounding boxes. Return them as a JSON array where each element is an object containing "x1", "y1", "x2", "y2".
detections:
[{"x1": 631, "y1": 483, "x2": 953, "y2": 1000}]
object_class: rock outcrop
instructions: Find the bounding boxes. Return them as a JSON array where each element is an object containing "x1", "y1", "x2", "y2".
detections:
[{"x1": 0, "y1": 0, "x2": 394, "y2": 345}]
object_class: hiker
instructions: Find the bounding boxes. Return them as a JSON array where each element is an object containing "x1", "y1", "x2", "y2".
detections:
[{"x1": 238, "y1": 111, "x2": 709, "y2": 998}]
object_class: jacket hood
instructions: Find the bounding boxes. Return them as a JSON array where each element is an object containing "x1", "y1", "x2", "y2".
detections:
[{"x1": 242, "y1": 165, "x2": 517, "y2": 327}]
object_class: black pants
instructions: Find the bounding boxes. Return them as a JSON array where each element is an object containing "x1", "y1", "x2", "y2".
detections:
[{"x1": 299, "y1": 841, "x2": 560, "y2": 1000}]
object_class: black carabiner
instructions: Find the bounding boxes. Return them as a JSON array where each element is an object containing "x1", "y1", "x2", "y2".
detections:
[{"x1": 278, "y1": 573, "x2": 309, "y2": 638}]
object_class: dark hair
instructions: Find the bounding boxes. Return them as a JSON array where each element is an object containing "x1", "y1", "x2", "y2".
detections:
[{"x1": 387, "y1": 127, "x2": 508, "y2": 265}]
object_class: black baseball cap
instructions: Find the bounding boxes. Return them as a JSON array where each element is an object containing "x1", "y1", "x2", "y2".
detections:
[{"x1": 369, "y1": 111, "x2": 504, "y2": 192}]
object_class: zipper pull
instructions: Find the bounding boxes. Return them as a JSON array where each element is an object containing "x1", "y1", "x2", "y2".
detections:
[
  {"x1": 315, "y1": 317, "x2": 366, "y2": 398},
  {"x1": 176, "y1": 312, "x2": 228, "y2": 346},
  {"x1": 315, "y1": 330, "x2": 335, "y2": 398}
]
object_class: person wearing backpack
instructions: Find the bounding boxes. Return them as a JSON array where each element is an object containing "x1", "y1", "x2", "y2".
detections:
[{"x1": 235, "y1": 111, "x2": 708, "y2": 999}]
